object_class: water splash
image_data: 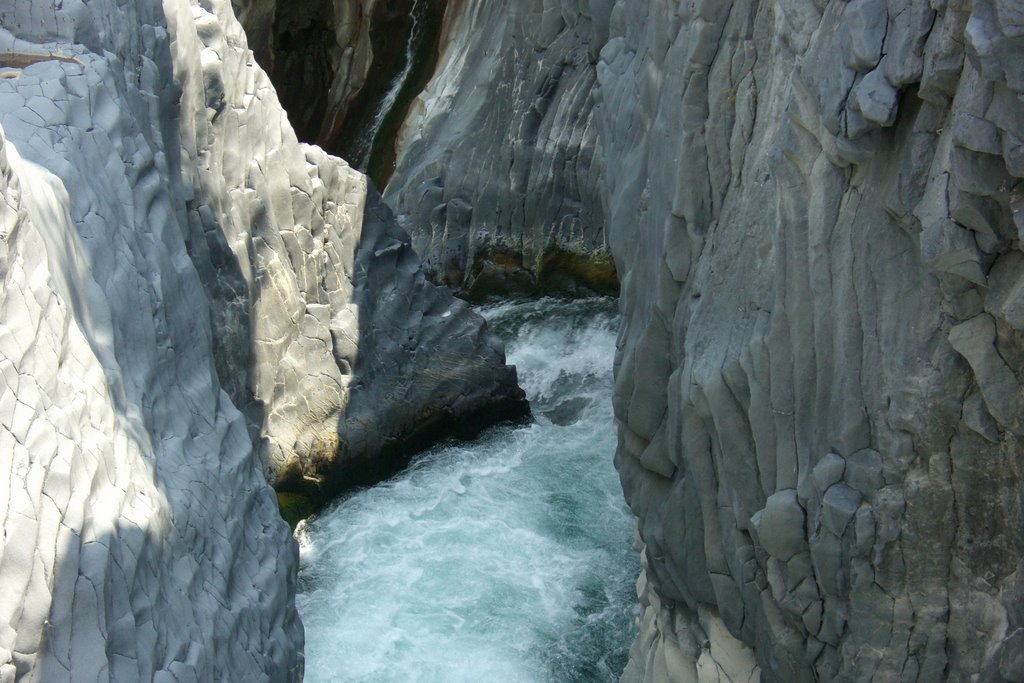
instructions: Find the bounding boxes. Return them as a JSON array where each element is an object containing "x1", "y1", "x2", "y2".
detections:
[{"x1": 297, "y1": 298, "x2": 638, "y2": 682}]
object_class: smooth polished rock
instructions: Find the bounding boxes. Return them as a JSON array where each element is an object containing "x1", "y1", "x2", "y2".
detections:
[{"x1": 383, "y1": 0, "x2": 616, "y2": 299}]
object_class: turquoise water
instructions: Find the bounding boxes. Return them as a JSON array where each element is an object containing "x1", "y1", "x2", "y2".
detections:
[{"x1": 296, "y1": 298, "x2": 638, "y2": 682}]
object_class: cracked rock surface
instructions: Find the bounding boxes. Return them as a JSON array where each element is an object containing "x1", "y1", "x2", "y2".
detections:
[
  {"x1": 0, "y1": 1, "x2": 301, "y2": 678},
  {"x1": 597, "y1": 1, "x2": 1024, "y2": 681},
  {"x1": 0, "y1": 0, "x2": 524, "y2": 678}
]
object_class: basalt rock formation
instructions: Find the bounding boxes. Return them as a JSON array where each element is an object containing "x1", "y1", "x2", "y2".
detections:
[
  {"x1": 383, "y1": 0, "x2": 617, "y2": 300},
  {"x1": 0, "y1": 0, "x2": 524, "y2": 678},
  {"x1": 599, "y1": 1, "x2": 1024, "y2": 681}
]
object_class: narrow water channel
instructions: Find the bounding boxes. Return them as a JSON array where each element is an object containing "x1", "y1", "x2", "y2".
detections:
[{"x1": 296, "y1": 297, "x2": 639, "y2": 682}]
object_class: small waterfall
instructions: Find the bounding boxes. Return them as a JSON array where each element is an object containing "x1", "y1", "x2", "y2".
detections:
[{"x1": 351, "y1": 0, "x2": 425, "y2": 171}]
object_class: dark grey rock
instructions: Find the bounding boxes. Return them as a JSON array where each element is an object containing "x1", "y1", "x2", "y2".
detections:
[{"x1": 382, "y1": 1, "x2": 615, "y2": 297}]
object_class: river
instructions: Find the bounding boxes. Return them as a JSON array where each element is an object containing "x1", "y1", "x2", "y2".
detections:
[{"x1": 296, "y1": 297, "x2": 639, "y2": 682}]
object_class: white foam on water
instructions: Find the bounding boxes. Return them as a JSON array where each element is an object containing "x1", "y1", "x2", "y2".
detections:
[{"x1": 297, "y1": 298, "x2": 638, "y2": 682}]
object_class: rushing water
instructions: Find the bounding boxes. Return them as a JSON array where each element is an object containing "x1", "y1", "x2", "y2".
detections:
[{"x1": 296, "y1": 297, "x2": 639, "y2": 683}]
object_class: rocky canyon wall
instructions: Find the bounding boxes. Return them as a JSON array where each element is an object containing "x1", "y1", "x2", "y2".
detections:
[
  {"x1": 0, "y1": 1, "x2": 302, "y2": 678},
  {"x1": 0, "y1": 0, "x2": 525, "y2": 677},
  {"x1": 164, "y1": 0, "x2": 527, "y2": 515},
  {"x1": 598, "y1": 1, "x2": 1024, "y2": 681},
  {"x1": 383, "y1": 0, "x2": 617, "y2": 299},
  {"x1": 233, "y1": 0, "x2": 448, "y2": 182}
]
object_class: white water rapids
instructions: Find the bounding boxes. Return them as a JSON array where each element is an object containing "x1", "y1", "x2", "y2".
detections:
[{"x1": 296, "y1": 297, "x2": 639, "y2": 682}]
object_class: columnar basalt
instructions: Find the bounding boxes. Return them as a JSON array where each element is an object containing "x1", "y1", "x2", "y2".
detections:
[
  {"x1": 169, "y1": 0, "x2": 527, "y2": 514},
  {"x1": 0, "y1": 1, "x2": 302, "y2": 677},
  {"x1": 598, "y1": 1, "x2": 1024, "y2": 681}
]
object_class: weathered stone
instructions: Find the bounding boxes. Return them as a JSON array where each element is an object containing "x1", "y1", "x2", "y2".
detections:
[
  {"x1": 382, "y1": 1, "x2": 614, "y2": 297},
  {"x1": 0, "y1": 0, "x2": 527, "y2": 678},
  {"x1": 821, "y1": 483, "x2": 863, "y2": 536},
  {"x1": 811, "y1": 453, "x2": 846, "y2": 494},
  {"x1": 752, "y1": 490, "x2": 807, "y2": 562},
  {"x1": 594, "y1": 0, "x2": 1024, "y2": 680}
]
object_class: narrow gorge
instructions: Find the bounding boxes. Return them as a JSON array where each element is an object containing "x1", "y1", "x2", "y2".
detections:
[{"x1": 1, "y1": 1, "x2": 1023, "y2": 682}]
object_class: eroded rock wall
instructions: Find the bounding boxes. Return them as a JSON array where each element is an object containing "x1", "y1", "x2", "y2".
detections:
[
  {"x1": 383, "y1": 0, "x2": 616, "y2": 299},
  {"x1": 231, "y1": 0, "x2": 375, "y2": 146},
  {"x1": 0, "y1": 0, "x2": 525, "y2": 676},
  {"x1": 0, "y1": 1, "x2": 301, "y2": 678},
  {"x1": 599, "y1": 1, "x2": 1024, "y2": 681}
]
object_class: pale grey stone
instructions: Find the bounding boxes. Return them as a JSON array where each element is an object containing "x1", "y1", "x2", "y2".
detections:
[
  {"x1": 0, "y1": 0, "x2": 526, "y2": 679},
  {"x1": 591, "y1": 0, "x2": 1024, "y2": 680}
]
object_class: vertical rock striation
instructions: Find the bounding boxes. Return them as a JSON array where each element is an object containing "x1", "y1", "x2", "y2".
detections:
[
  {"x1": 383, "y1": 0, "x2": 617, "y2": 299},
  {"x1": 0, "y1": 1, "x2": 301, "y2": 678},
  {"x1": 232, "y1": 0, "x2": 448, "y2": 185},
  {"x1": 0, "y1": 0, "x2": 525, "y2": 677},
  {"x1": 598, "y1": 1, "x2": 1024, "y2": 681},
  {"x1": 230, "y1": 0, "x2": 375, "y2": 147}
]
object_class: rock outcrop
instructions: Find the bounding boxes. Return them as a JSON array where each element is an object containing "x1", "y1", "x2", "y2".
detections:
[
  {"x1": 598, "y1": 1, "x2": 1024, "y2": 681},
  {"x1": 0, "y1": 0, "x2": 524, "y2": 678},
  {"x1": 167, "y1": 0, "x2": 527, "y2": 513},
  {"x1": 383, "y1": 0, "x2": 617, "y2": 299}
]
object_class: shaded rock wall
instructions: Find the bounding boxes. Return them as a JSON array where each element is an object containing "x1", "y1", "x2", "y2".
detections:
[
  {"x1": 231, "y1": 0, "x2": 375, "y2": 147},
  {"x1": 383, "y1": 0, "x2": 616, "y2": 299},
  {"x1": 233, "y1": 0, "x2": 448, "y2": 185},
  {"x1": 597, "y1": 1, "x2": 1024, "y2": 681}
]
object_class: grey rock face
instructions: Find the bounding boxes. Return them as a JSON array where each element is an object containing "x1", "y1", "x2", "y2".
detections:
[
  {"x1": 597, "y1": 0, "x2": 1024, "y2": 681},
  {"x1": 383, "y1": 0, "x2": 617, "y2": 299},
  {"x1": 166, "y1": 0, "x2": 528, "y2": 506},
  {"x1": 0, "y1": 1, "x2": 301, "y2": 678},
  {"x1": 0, "y1": 0, "x2": 525, "y2": 677}
]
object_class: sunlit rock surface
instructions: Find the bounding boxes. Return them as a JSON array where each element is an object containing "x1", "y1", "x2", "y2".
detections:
[
  {"x1": 597, "y1": 1, "x2": 1024, "y2": 681},
  {"x1": 0, "y1": 0, "x2": 524, "y2": 678},
  {"x1": 383, "y1": 0, "x2": 616, "y2": 299},
  {"x1": 0, "y1": 2, "x2": 301, "y2": 679}
]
